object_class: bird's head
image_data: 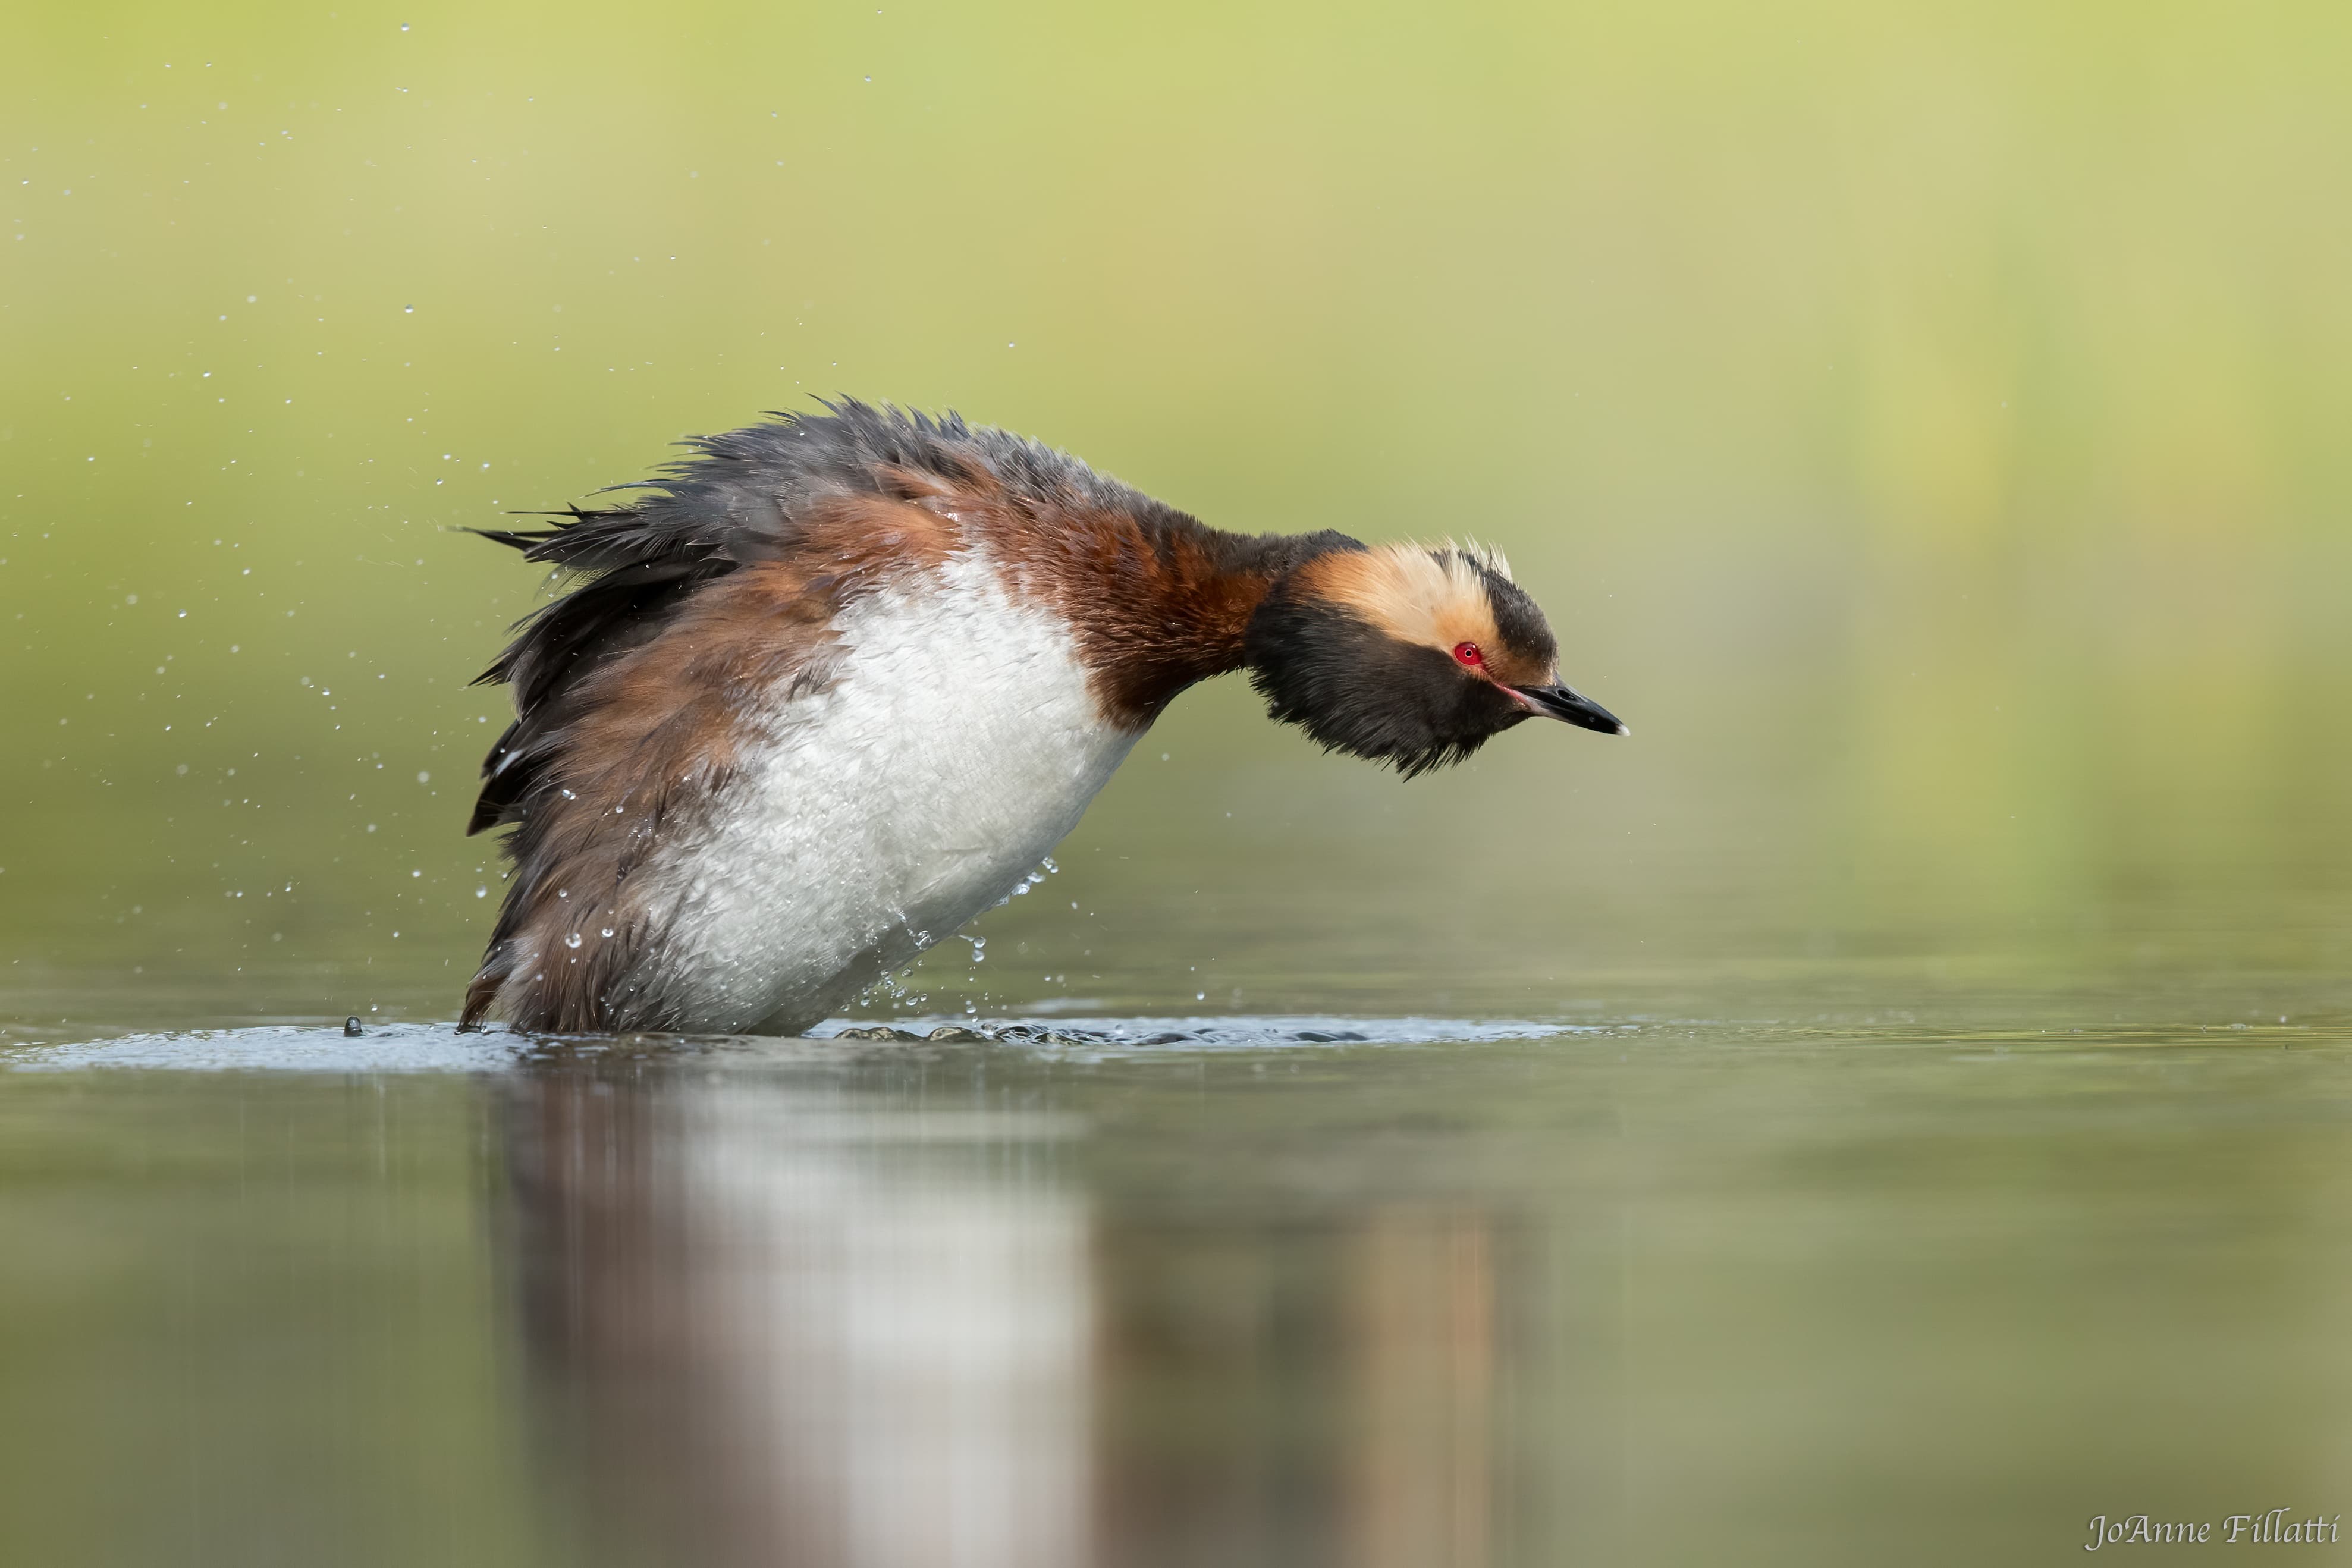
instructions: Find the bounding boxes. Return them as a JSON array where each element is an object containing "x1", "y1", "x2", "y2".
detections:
[{"x1": 1243, "y1": 541, "x2": 1625, "y2": 777}]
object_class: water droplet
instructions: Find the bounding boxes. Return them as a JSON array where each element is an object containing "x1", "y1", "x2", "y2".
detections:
[
  {"x1": 564, "y1": 932, "x2": 582, "y2": 948},
  {"x1": 599, "y1": 928, "x2": 614, "y2": 938},
  {"x1": 475, "y1": 887, "x2": 488, "y2": 898}
]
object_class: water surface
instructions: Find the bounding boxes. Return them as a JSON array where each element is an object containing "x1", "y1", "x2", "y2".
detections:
[{"x1": 4, "y1": 1005, "x2": 2350, "y2": 1567}]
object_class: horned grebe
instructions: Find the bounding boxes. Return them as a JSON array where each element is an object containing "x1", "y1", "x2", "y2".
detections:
[{"x1": 459, "y1": 401, "x2": 1623, "y2": 1034}]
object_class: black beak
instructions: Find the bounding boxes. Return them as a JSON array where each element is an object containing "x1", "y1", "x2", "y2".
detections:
[{"x1": 1511, "y1": 683, "x2": 1629, "y2": 737}]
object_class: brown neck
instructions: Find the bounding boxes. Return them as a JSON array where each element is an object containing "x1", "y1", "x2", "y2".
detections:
[{"x1": 1003, "y1": 498, "x2": 1362, "y2": 729}]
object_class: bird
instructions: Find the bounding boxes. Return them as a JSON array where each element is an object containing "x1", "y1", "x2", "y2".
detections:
[{"x1": 458, "y1": 400, "x2": 1625, "y2": 1035}]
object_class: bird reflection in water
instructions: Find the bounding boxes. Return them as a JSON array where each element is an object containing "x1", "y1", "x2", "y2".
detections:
[
  {"x1": 503, "y1": 1065, "x2": 1092, "y2": 1568},
  {"x1": 500, "y1": 1063, "x2": 1517, "y2": 1568}
]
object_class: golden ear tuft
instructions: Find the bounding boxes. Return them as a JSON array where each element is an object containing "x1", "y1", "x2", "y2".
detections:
[{"x1": 1303, "y1": 542, "x2": 1505, "y2": 655}]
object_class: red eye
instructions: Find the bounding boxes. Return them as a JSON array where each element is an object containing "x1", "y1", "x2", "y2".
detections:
[{"x1": 1452, "y1": 642, "x2": 1485, "y2": 668}]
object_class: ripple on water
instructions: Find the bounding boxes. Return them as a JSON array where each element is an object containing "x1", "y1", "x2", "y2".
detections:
[{"x1": 1, "y1": 1016, "x2": 1595, "y2": 1073}]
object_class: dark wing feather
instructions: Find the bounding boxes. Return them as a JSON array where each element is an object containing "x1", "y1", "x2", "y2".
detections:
[{"x1": 464, "y1": 554, "x2": 720, "y2": 834}]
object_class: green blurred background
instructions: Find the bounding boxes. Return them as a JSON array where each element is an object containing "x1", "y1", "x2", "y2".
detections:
[
  {"x1": 6, "y1": 10, "x2": 2352, "y2": 1566},
  {"x1": 4, "y1": 0, "x2": 2348, "y2": 1033}
]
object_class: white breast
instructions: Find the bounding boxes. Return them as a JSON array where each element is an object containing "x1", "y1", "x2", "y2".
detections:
[{"x1": 636, "y1": 549, "x2": 1140, "y2": 1034}]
